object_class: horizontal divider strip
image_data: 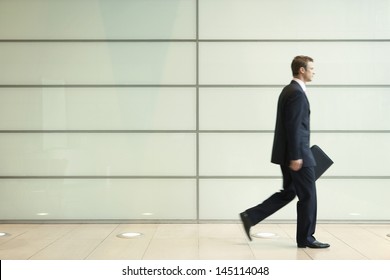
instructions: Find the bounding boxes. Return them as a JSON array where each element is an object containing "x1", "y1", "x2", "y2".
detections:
[
  {"x1": 0, "y1": 176, "x2": 389, "y2": 180},
  {"x1": 1, "y1": 39, "x2": 390, "y2": 43},
  {"x1": 0, "y1": 130, "x2": 389, "y2": 133},
  {"x1": 0, "y1": 219, "x2": 388, "y2": 224},
  {"x1": 312, "y1": 130, "x2": 390, "y2": 133},
  {"x1": 200, "y1": 39, "x2": 390, "y2": 43},
  {"x1": 1, "y1": 84, "x2": 390, "y2": 88},
  {"x1": 0, "y1": 130, "x2": 198, "y2": 133},
  {"x1": 1, "y1": 219, "x2": 389, "y2": 226},
  {"x1": 0, "y1": 84, "x2": 197, "y2": 88},
  {"x1": 0, "y1": 219, "x2": 201, "y2": 224},
  {"x1": 0, "y1": 176, "x2": 198, "y2": 179},
  {"x1": 199, "y1": 84, "x2": 390, "y2": 88},
  {"x1": 0, "y1": 39, "x2": 197, "y2": 43}
]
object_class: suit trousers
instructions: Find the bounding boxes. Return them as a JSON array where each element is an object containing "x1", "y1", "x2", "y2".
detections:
[{"x1": 245, "y1": 165, "x2": 317, "y2": 245}]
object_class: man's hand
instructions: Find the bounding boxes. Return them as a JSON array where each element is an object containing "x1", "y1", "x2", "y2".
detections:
[{"x1": 289, "y1": 159, "x2": 303, "y2": 171}]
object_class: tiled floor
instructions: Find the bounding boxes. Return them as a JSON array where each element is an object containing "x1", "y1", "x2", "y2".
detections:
[{"x1": 0, "y1": 223, "x2": 389, "y2": 260}]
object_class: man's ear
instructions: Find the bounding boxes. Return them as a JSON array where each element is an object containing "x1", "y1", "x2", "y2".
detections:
[{"x1": 299, "y1": 66, "x2": 306, "y2": 74}]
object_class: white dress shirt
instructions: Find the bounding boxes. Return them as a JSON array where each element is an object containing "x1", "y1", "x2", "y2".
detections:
[{"x1": 293, "y1": 78, "x2": 307, "y2": 93}]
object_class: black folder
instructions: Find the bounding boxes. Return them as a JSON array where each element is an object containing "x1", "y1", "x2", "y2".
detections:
[{"x1": 311, "y1": 145, "x2": 334, "y2": 180}]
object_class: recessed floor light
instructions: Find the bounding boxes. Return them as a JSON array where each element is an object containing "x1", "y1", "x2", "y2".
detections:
[
  {"x1": 0, "y1": 232, "x2": 9, "y2": 237},
  {"x1": 142, "y1": 213, "x2": 154, "y2": 216},
  {"x1": 348, "y1": 213, "x2": 361, "y2": 216},
  {"x1": 116, "y1": 232, "x2": 143, "y2": 239},
  {"x1": 252, "y1": 232, "x2": 278, "y2": 239},
  {"x1": 36, "y1": 213, "x2": 49, "y2": 216}
]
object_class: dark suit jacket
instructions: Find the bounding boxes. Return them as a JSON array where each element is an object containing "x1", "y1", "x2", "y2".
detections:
[{"x1": 271, "y1": 80, "x2": 316, "y2": 167}]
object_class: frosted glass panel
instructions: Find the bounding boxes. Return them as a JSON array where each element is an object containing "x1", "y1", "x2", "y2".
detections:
[
  {"x1": 199, "y1": 42, "x2": 390, "y2": 85},
  {"x1": 0, "y1": 179, "x2": 196, "y2": 220},
  {"x1": 312, "y1": 133, "x2": 390, "y2": 176},
  {"x1": 199, "y1": 0, "x2": 390, "y2": 39},
  {"x1": 316, "y1": 179, "x2": 390, "y2": 220},
  {"x1": 1, "y1": 0, "x2": 389, "y2": 223},
  {"x1": 0, "y1": 88, "x2": 196, "y2": 130},
  {"x1": 200, "y1": 179, "x2": 390, "y2": 221},
  {"x1": 199, "y1": 133, "x2": 279, "y2": 176},
  {"x1": 200, "y1": 133, "x2": 390, "y2": 177},
  {"x1": 200, "y1": 87, "x2": 390, "y2": 131},
  {"x1": 199, "y1": 179, "x2": 296, "y2": 220},
  {"x1": 199, "y1": 88, "x2": 277, "y2": 130},
  {"x1": 0, "y1": 133, "x2": 196, "y2": 176},
  {"x1": 0, "y1": 43, "x2": 195, "y2": 85},
  {"x1": 0, "y1": 0, "x2": 195, "y2": 39},
  {"x1": 310, "y1": 87, "x2": 390, "y2": 131}
]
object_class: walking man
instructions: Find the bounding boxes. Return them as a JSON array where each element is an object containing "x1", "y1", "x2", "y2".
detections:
[{"x1": 240, "y1": 56, "x2": 330, "y2": 249}]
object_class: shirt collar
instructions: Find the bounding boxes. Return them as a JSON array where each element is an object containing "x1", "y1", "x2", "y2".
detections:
[{"x1": 292, "y1": 78, "x2": 307, "y2": 93}]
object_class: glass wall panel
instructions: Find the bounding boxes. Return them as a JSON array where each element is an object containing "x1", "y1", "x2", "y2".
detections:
[
  {"x1": 1, "y1": 0, "x2": 389, "y2": 222},
  {"x1": 0, "y1": 88, "x2": 196, "y2": 130},
  {"x1": 0, "y1": 0, "x2": 195, "y2": 39},
  {"x1": 199, "y1": 88, "x2": 277, "y2": 130},
  {"x1": 310, "y1": 87, "x2": 390, "y2": 131},
  {"x1": 312, "y1": 133, "x2": 390, "y2": 176},
  {"x1": 199, "y1": 133, "x2": 278, "y2": 176},
  {"x1": 200, "y1": 179, "x2": 390, "y2": 221},
  {"x1": 200, "y1": 133, "x2": 390, "y2": 177},
  {"x1": 199, "y1": 0, "x2": 390, "y2": 39},
  {"x1": 199, "y1": 87, "x2": 390, "y2": 130},
  {"x1": 317, "y1": 179, "x2": 390, "y2": 220},
  {"x1": 199, "y1": 179, "x2": 295, "y2": 220},
  {"x1": 0, "y1": 133, "x2": 196, "y2": 176},
  {"x1": 3, "y1": 86, "x2": 386, "y2": 132},
  {"x1": 199, "y1": 87, "x2": 390, "y2": 131},
  {"x1": 0, "y1": 179, "x2": 196, "y2": 220},
  {"x1": 0, "y1": 42, "x2": 195, "y2": 85},
  {"x1": 199, "y1": 42, "x2": 390, "y2": 85}
]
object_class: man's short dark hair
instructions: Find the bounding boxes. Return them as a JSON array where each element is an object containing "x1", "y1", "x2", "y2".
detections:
[{"x1": 291, "y1": 56, "x2": 314, "y2": 76}]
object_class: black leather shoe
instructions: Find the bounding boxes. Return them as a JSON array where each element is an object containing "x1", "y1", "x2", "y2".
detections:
[
  {"x1": 298, "y1": 240, "x2": 330, "y2": 249},
  {"x1": 239, "y1": 212, "x2": 252, "y2": 241}
]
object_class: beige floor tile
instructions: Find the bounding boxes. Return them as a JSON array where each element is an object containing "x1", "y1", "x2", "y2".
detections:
[
  {"x1": 361, "y1": 224, "x2": 390, "y2": 239},
  {"x1": 300, "y1": 235, "x2": 366, "y2": 260},
  {"x1": 60, "y1": 224, "x2": 118, "y2": 240},
  {"x1": 0, "y1": 224, "x2": 81, "y2": 260},
  {"x1": 29, "y1": 238, "x2": 105, "y2": 260},
  {"x1": 0, "y1": 238, "x2": 57, "y2": 260},
  {"x1": 199, "y1": 223, "x2": 243, "y2": 239},
  {"x1": 299, "y1": 224, "x2": 373, "y2": 259},
  {"x1": 114, "y1": 223, "x2": 159, "y2": 238},
  {"x1": 153, "y1": 224, "x2": 199, "y2": 239},
  {"x1": 143, "y1": 238, "x2": 199, "y2": 260},
  {"x1": 11, "y1": 224, "x2": 78, "y2": 240},
  {"x1": 0, "y1": 226, "x2": 32, "y2": 245},
  {"x1": 86, "y1": 224, "x2": 157, "y2": 260},
  {"x1": 323, "y1": 224, "x2": 390, "y2": 259},
  {"x1": 199, "y1": 237, "x2": 254, "y2": 259},
  {"x1": 250, "y1": 241, "x2": 312, "y2": 260},
  {"x1": 198, "y1": 224, "x2": 254, "y2": 259},
  {"x1": 247, "y1": 224, "x2": 310, "y2": 260},
  {"x1": 262, "y1": 224, "x2": 369, "y2": 260},
  {"x1": 25, "y1": 224, "x2": 117, "y2": 260},
  {"x1": 251, "y1": 224, "x2": 293, "y2": 238},
  {"x1": 0, "y1": 224, "x2": 40, "y2": 236},
  {"x1": 0, "y1": 223, "x2": 389, "y2": 260},
  {"x1": 86, "y1": 237, "x2": 151, "y2": 260}
]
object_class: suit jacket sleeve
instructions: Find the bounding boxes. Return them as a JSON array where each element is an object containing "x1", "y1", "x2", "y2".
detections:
[{"x1": 284, "y1": 90, "x2": 305, "y2": 160}]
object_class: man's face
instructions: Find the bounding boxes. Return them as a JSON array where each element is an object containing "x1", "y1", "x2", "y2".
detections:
[
  {"x1": 303, "y1": 61, "x2": 315, "y2": 82},
  {"x1": 302, "y1": 61, "x2": 315, "y2": 82}
]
